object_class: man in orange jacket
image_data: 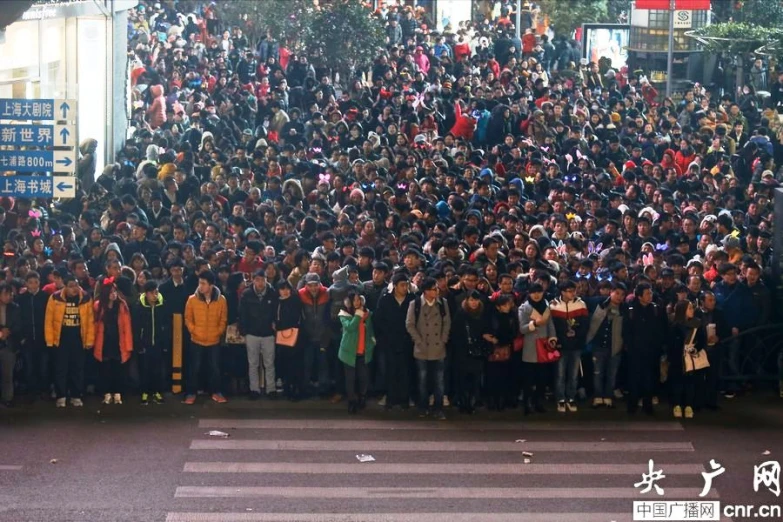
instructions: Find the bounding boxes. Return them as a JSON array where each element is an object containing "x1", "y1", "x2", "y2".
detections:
[{"x1": 183, "y1": 270, "x2": 228, "y2": 405}]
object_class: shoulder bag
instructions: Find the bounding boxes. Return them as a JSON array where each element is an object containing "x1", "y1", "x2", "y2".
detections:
[{"x1": 683, "y1": 327, "x2": 709, "y2": 373}]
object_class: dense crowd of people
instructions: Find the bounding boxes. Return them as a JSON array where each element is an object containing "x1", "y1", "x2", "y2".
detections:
[{"x1": 0, "y1": 0, "x2": 781, "y2": 420}]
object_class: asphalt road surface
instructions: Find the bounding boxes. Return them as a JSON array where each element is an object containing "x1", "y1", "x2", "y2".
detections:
[{"x1": 1, "y1": 393, "x2": 781, "y2": 522}]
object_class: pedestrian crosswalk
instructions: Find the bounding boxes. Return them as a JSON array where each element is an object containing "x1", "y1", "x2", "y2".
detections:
[{"x1": 166, "y1": 416, "x2": 731, "y2": 522}]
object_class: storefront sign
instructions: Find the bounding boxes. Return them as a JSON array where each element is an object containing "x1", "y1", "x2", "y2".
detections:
[{"x1": 673, "y1": 10, "x2": 692, "y2": 28}]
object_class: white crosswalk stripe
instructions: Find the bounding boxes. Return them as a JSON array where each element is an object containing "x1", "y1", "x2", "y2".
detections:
[
  {"x1": 168, "y1": 417, "x2": 730, "y2": 522},
  {"x1": 0, "y1": 465, "x2": 22, "y2": 471}
]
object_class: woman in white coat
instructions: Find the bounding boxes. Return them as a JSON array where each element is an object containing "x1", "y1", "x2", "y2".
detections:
[{"x1": 518, "y1": 282, "x2": 558, "y2": 415}]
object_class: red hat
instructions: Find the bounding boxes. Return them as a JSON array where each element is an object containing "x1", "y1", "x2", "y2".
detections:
[
  {"x1": 624, "y1": 161, "x2": 636, "y2": 170},
  {"x1": 642, "y1": 159, "x2": 654, "y2": 167}
]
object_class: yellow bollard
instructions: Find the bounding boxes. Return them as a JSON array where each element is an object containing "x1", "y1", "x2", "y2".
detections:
[{"x1": 172, "y1": 313, "x2": 183, "y2": 393}]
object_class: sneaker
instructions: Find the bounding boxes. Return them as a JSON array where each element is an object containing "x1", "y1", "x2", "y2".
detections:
[
  {"x1": 56, "y1": 398, "x2": 66, "y2": 408},
  {"x1": 652, "y1": 396, "x2": 659, "y2": 406},
  {"x1": 592, "y1": 397, "x2": 604, "y2": 408},
  {"x1": 70, "y1": 398, "x2": 83, "y2": 407},
  {"x1": 684, "y1": 406, "x2": 694, "y2": 419},
  {"x1": 434, "y1": 410, "x2": 447, "y2": 421},
  {"x1": 557, "y1": 401, "x2": 566, "y2": 413},
  {"x1": 604, "y1": 398, "x2": 614, "y2": 408},
  {"x1": 182, "y1": 395, "x2": 196, "y2": 405},
  {"x1": 153, "y1": 393, "x2": 164, "y2": 404},
  {"x1": 113, "y1": 394, "x2": 122, "y2": 405},
  {"x1": 428, "y1": 394, "x2": 434, "y2": 407},
  {"x1": 377, "y1": 395, "x2": 387, "y2": 406},
  {"x1": 141, "y1": 393, "x2": 149, "y2": 406},
  {"x1": 102, "y1": 393, "x2": 112, "y2": 405},
  {"x1": 566, "y1": 400, "x2": 578, "y2": 413},
  {"x1": 614, "y1": 389, "x2": 624, "y2": 399},
  {"x1": 443, "y1": 395, "x2": 450, "y2": 407},
  {"x1": 673, "y1": 405, "x2": 683, "y2": 418},
  {"x1": 723, "y1": 391, "x2": 736, "y2": 399},
  {"x1": 211, "y1": 393, "x2": 228, "y2": 404}
]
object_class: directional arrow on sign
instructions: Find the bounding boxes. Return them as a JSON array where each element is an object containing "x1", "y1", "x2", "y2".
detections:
[
  {"x1": 59, "y1": 127, "x2": 70, "y2": 145},
  {"x1": 52, "y1": 176, "x2": 77, "y2": 198},
  {"x1": 59, "y1": 101, "x2": 71, "y2": 119},
  {"x1": 53, "y1": 150, "x2": 76, "y2": 173}
]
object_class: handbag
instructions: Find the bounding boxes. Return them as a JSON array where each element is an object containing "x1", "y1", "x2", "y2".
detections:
[
  {"x1": 513, "y1": 336, "x2": 524, "y2": 352},
  {"x1": 683, "y1": 328, "x2": 710, "y2": 373},
  {"x1": 276, "y1": 328, "x2": 299, "y2": 347},
  {"x1": 488, "y1": 344, "x2": 511, "y2": 362},
  {"x1": 535, "y1": 337, "x2": 561, "y2": 363},
  {"x1": 225, "y1": 323, "x2": 245, "y2": 345},
  {"x1": 275, "y1": 302, "x2": 299, "y2": 347}
]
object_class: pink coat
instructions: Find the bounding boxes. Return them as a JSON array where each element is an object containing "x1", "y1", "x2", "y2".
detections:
[{"x1": 146, "y1": 84, "x2": 167, "y2": 129}]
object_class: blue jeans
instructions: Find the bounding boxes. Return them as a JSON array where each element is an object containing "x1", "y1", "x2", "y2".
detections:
[
  {"x1": 593, "y1": 351, "x2": 622, "y2": 400},
  {"x1": 555, "y1": 350, "x2": 582, "y2": 402},
  {"x1": 416, "y1": 359, "x2": 445, "y2": 412}
]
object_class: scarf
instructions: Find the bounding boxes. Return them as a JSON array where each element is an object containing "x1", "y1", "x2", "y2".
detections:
[{"x1": 528, "y1": 296, "x2": 548, "y2": 315}]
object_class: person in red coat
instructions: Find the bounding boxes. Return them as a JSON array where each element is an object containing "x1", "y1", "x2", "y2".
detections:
[{"x1": 449, "y1": 101, "x2": 476, "y2": 141}]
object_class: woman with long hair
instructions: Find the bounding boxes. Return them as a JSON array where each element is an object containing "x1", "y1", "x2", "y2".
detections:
[
  {"x1": 275, "y1": 281, "x2": 303, "y2": 400},
  {"x1": 669, "y1": 300, "x2": 706, "y2": 419},
  {"x1": 338, "y1": 291, "x2": 375, "y2": 414},
  {"x1": 93, "y1": 278, "x2": 133, "y2": 405}
]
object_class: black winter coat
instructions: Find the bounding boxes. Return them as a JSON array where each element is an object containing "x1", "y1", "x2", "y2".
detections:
[{"x1": 238, "y1": 285, "x2": 277, "y2": 337}]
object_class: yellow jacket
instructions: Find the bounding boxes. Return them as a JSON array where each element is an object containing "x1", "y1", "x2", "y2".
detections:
[
  {"x1": 44, "y1": 290, "x2": 96, "y2": 348},
  {"x1": 184, "y1": 286, "x2": 227, "y2": 346}
]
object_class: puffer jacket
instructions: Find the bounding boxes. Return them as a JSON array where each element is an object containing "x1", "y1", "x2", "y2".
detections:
[
  {"x1": 44, "y1": 289, "x2": 95, "y2": 348},
  {"x1": 184, "y1": 286, "x2": 227, "y2": 347},
  {"x1": 298, "y1": 285, "x2": 331, "y2": 348},
  {"x1": 132, "y1": 292, "x2": 170, "y2": 352},
  {"x1": 147, "y1": 84, "x2": 167, "y2": 129}
]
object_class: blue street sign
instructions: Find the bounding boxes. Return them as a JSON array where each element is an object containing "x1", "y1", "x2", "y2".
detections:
[
  {"x1": 0, "y1": 124, "x2": 76, "y2": 147},
  {"x1": 0, "y1": 175, "x2": 76, "y2": 199},
  {"x1": 0, "y1": 98, "x2": 77, "y2": 121},
  {"x1": 0, "y1": 149, "x2": 76, "y2": 173}
]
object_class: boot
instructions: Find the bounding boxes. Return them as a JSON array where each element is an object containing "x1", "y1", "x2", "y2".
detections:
[{"x1": 534, "y1": 395, "x2": 547, "y2": 413}]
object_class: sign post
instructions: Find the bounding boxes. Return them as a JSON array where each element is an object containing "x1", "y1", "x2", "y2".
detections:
[{"x1": 0, "y1": 97, "x2": 78, "y2": 198}]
